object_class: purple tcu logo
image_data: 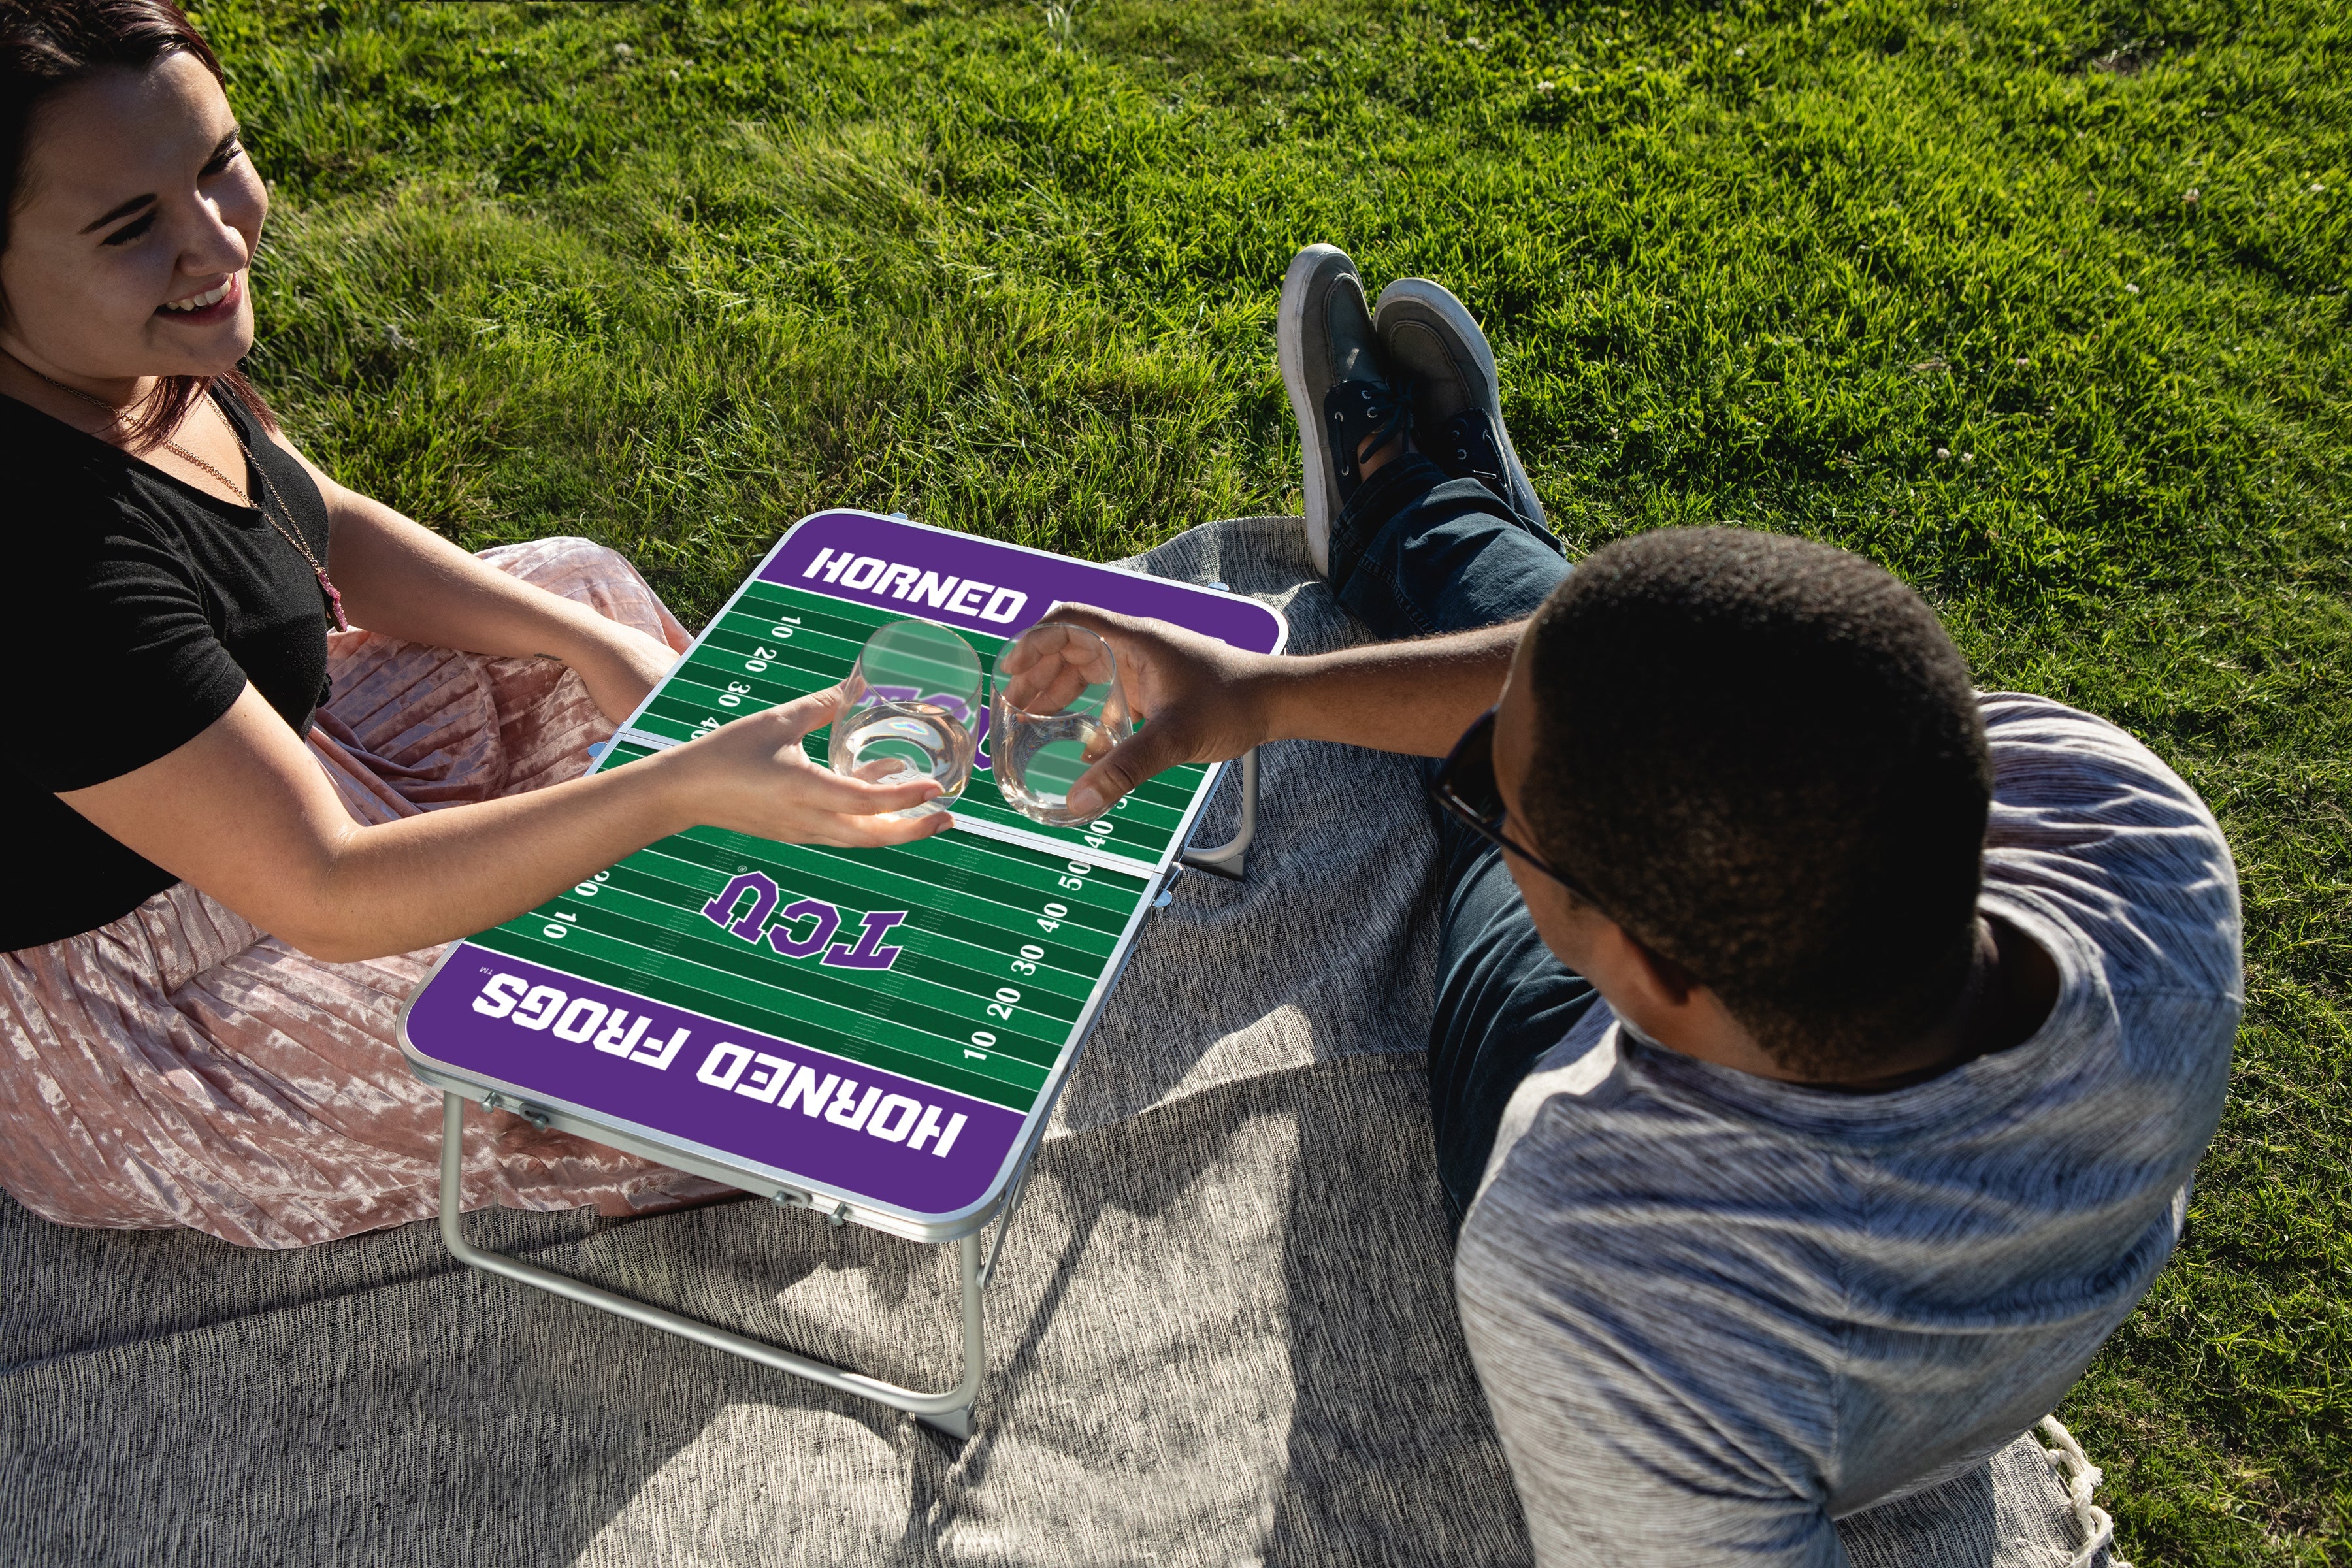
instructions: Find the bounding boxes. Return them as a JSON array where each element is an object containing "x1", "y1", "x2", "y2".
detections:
[{"x1": 700, "y1": 872, "x2": 908, "y2": 970}]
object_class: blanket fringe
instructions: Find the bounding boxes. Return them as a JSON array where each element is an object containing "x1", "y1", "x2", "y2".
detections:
[{"x1": 2038, "y1": 1414, "x2": 2131, "y2": 1568}]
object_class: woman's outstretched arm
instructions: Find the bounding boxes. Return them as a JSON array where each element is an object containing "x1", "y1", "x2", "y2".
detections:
[{"x1": 59, "y1": 684, "x2": 944, "y2": 962}]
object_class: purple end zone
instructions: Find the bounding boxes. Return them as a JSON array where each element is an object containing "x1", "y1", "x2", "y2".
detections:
[
  {"x1": 764, "y1": 512, "x2": 1286, "y2": 653},
  {"x1": 406, "y1": 945, "x2": 1026, "y2": 1219}
]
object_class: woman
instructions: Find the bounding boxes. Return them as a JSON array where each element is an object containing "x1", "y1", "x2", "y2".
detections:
[{"x1": 0, "y1": 1, "x2": 943, "y2": 1247}]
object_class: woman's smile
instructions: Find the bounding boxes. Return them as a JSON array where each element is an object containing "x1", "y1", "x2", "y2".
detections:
[{"x1": 157, "y1": 269, "x2": 242, "y2": 325}]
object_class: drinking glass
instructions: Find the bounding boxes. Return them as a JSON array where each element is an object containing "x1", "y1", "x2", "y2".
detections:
[
  {"x1": 828, "y1": 619, "x2": 983, "y2": 818},
  {"x1": 990, "y1": 622, "x2": 1132, "y2": 826}
]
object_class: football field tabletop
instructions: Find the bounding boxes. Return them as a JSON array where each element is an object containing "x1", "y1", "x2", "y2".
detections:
[{"x1": 399, "y1": 511, "x2": 1289, "y2": 1241}]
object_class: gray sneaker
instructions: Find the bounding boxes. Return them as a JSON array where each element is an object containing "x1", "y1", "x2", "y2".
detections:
[
  {"x1": 1278, "y1": 244, "x2": 1408, "y2": 575},
  {"x1": 1373, "y1": 278, "x2": 1554, "y2": 544}
]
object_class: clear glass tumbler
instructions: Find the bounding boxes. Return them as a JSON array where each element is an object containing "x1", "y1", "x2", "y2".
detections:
[
  {"x1": 828, "y1": 619, "x2": 983, "y2": 818},
  {"x1": 990, "y1": 622, "x2": 1132, "y2": 826}
]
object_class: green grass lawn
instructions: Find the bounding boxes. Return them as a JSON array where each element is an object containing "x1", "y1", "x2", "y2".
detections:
[{"x1": 199, "y1": 1, "x2": 2347, "y2": 1559}]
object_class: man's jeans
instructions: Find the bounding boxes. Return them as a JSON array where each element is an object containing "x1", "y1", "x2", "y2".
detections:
[{"x1": 1328, "y1": 455, "x2": 1601, "y2": 1235}]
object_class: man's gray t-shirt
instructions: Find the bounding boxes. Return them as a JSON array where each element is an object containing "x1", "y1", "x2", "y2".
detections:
[{"x1": 1454, "y1": 694, "x2": 2240, "y2": 1566}]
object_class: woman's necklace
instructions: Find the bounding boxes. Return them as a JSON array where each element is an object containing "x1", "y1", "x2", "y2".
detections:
[{"x1": 14, "y1": 363, "x2": 348, "y2": 632}]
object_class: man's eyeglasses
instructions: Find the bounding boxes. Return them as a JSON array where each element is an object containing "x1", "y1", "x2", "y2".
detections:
[{"x1": 1426, "y1": 706, "x2": 1603, "y2": 908}]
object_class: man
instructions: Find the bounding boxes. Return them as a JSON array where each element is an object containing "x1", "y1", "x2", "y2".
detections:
[{"x1": 1052, "y1": 244, "x2": 2238, "y2": 1564}]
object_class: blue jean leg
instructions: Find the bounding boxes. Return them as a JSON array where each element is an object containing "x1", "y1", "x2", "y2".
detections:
[
  {"x1": 1327, "y1": 454, "x2": 1566, "y2": 640},
  {"x1": 1326, "y1": 455, "x2": 1601, "y2": 1234},
  {"x1": 1422, "y1": 815, "x2": 1603, "y2": 1233}
]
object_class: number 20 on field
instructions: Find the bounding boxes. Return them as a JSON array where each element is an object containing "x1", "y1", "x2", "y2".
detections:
[{"x1": 965, "y1": 919, "x2": 1057, "y2": 1060}]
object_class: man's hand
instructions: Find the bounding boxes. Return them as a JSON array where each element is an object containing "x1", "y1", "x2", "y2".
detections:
[
  {"x1": 1028, "y1": 602, "x2": 1527, "y2": 818},
  {"x1": 1042, "y1": 604, "x2": 1278, "y2": 819}
]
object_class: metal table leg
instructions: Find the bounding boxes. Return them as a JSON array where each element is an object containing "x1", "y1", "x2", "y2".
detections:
[
  {"x1": 436, "y1": 1093, "x2": 983, "y2": 1439},
  {"x1": 1180, "y1": 747, "x2": 1258, "y2": 879}
]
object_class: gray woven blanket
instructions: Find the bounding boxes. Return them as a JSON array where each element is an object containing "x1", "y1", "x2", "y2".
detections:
[{"x1": 0, "y1": 517, "x2": 2106, "y2": 1566}]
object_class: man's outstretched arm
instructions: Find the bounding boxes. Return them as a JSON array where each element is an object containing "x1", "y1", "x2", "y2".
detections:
[{"x1": 1046, "y1": 603, "x2": 1525, "y2": 819}]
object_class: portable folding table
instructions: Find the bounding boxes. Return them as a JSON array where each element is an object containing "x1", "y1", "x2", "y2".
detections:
[{"x1": 399, "y1": 510, "x2": 1288, "y2": 1437}]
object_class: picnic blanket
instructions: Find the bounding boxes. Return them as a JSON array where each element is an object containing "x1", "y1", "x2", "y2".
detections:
[{"x1": 0, "y1": 517, "x2": 2112, "y2": 1566}]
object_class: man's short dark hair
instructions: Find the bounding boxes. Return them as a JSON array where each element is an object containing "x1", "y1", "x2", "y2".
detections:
[{"x1": 1520, "y1": 527, "x2": 1991, "y2": 1078}]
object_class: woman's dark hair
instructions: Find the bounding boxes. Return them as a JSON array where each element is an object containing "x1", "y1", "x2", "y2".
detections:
[{"x1": 0, "y1": 0, "x2": 272, "y2": 446}]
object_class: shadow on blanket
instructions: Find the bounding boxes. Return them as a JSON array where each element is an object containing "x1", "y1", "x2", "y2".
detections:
[{"x1": 0, "y1": 518, "x2": 2106, "y2": 1567}]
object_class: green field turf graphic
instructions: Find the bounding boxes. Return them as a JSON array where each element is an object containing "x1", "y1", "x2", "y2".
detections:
[
  {"x1": 465, "y1": 580, "x2": 1218, "y2": 1117},
  {"x1": 623, "y1": 581, "x2": 1204, "y2": 870}
]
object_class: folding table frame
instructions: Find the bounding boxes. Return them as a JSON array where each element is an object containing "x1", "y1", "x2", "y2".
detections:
[
  {"x1": 402, "y1": 512, "x2": 1279, "y2": 1440},
  {"x1": 419, "y1": 767, "x2": 1255, "y2": 1440}
]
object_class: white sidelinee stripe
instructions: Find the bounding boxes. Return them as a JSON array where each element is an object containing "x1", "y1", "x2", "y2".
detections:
[
  {"x1": 606, "y1": 730, "x2": 1157, "y2": 879},
  {"x1": 947, "y1": 814, "x2": 1157, "y2": 881}
]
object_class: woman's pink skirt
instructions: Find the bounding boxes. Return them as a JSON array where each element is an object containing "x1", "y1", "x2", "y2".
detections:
[{"x1": 0, "y1": 538, "x2": 727, "y2": 1249}]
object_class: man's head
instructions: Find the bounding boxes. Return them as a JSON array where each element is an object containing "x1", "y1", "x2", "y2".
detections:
[{"x1": 1495, "y1": 527, "x2": 1991, "y2": 1081}]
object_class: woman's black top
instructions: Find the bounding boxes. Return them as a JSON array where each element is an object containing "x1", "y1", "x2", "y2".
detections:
[{"x1": 0, "y1": 387, "x2": 336, "y2": 949}]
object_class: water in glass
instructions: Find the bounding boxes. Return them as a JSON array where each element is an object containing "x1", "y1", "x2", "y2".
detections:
[
  {"x1": 991, "y1": 622, "x2": 1132, "y2": 826},
  {"x1": 830, "y1": 619, "x2": 983, "y2": 817}
]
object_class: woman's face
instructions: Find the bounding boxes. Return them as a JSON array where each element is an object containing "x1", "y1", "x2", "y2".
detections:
[{"x1": 0, "y1": 49, "x2": 265, "y2": 389}]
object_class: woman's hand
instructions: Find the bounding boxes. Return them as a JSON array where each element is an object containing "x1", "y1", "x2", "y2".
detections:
[
  {"x1": 1037, "y1": 604, "x2": 1279, "y2": 819},
  {"x1": 563, "y1": 619, "x2": 685, "y2": 726},
  {"x1": 647, "y1": 685, "x2": 953, "y2": 848}
]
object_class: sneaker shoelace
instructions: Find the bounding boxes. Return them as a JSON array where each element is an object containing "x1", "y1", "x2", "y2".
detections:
[{"x1": 1327, "y1": 374, "x2": 1416, "y2": 484}]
